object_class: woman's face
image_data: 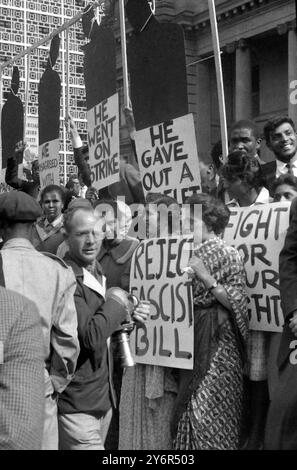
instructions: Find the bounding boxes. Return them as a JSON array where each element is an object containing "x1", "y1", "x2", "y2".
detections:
[
  {"x1": 274, "y1": 184, "x2": 297, "y2": 202},
  {"x1": 42, "y1": 190, "x2": 63, "y2": 223},
  {"x1": 223, "y1": 177, "x2": 247, "y2": 200}
]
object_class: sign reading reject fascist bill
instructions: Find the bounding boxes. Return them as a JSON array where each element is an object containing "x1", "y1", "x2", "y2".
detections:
[
  {"x1": 129, "y1": 236, "x2": 194, "y2": 369},
  {"x1": 87, "y1": 92, "x2": 120, "y2": 191}
]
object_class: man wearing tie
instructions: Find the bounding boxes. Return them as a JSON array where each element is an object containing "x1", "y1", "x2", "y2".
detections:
[{"x1": 262, "y1": 116, "x2": 297, "y2": 194}]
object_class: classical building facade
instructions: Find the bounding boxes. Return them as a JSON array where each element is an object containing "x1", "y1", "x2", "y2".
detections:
[{"x1": 153, "y1": 0, "x2": 297, "y2": 162}]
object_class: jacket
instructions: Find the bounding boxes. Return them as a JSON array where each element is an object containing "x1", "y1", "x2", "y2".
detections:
[
  {"x1": 0, "y1": 238, "x2": 80, "y2": 396},
  {"x1": 32, "y1": 215, "x2": 64, "y2": 255},
  {"x1": 261, "y1": 160, "x2": 277, "y2": 196},
  {"x1": 278, "y1": 197, "x2": 297, "y2": 367},
  {"x1": 98, "y1": 238, "x2": 139, "y2": 291},
  {"x1": 58, "y1": 255, "x2": 128, "y2": 417},
  {"x1": 0, "y1": 286, "x2": 45, "y2": 449},
  {"x1": 5, "y1": 156, "x2": 40, "y2": 199}
]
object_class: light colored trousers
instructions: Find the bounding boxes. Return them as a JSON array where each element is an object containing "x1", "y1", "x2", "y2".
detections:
[
  {"x1": 42, "y1": 394, "x2": 59, "y2": 450},
  {"x1": 58, "y1": 409, "x2": 113, "y2": 450}
]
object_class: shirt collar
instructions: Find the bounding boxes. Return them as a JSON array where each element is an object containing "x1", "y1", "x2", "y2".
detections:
[
  {"x1": 44, "y1": 214, "x2": 63, "y2": 228},
  {"x1": 226, "y1": 198, "x2": 239, "y2": 207},
  {"x1": 253, "y1": 186, "x2": 270, "y2": 204},
  {"x1": 255, "y1": 154, "x2": 266, "y2": 165},
  {"x1": 64, "y1": 253, "x2": 103, "y2": 279},
  {"x1": 276, "y1": 155, "x2": 297, "y2": 170}
]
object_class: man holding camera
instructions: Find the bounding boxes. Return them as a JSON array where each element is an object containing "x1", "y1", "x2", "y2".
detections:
[{"x1": 58, "y1": 205, "x2": 149, "y2": 450}]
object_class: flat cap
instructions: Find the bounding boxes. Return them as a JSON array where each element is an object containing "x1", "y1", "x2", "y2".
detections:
[
  {"x1": 0, "y1": 190, "x2": 42, "y2": 222},
  {"x1": 67, "y1": 198, "x2": 92, "y2": 211}
]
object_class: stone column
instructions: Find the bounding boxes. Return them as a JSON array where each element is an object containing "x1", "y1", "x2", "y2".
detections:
[
  {"x1": 235, "y1": 39, "x2": 252, "y2": 120},
  {"x1": 288, "y1": 22, "x2": 297, "y2": 124}
]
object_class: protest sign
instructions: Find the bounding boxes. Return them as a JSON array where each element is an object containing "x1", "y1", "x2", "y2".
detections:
[
  {"x1": 135, "y1": 113, "x2": 201, "y2": 203},
  {"x1": 126, "y1": 0, "x2": 188, "y2": 130},
  {"x1": 224, "y1": 202, "x2": 291, "y2": 332},
  {"x1": 25, "y1": 116, "x2": 39, "y2": 161},
  {"x1": 129, "y1": 236, "x2": 194, "y2": 369},
  {"x1": 38, "y1": 138, "x2": 60, "y2": 187},
  {"x1": 87, "y1": 92, "x2": 120, "y2": 191}
]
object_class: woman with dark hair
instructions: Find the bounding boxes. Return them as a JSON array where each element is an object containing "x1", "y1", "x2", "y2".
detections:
[
  {"x1": 222, "y1": 152, "x2": 272, "y2": 449},
  {"x1": 119, "y1": 193, "x2": 181, "y2": 450},
  {"x1": 172, "y1": 193, "x2": 249, "y2": 450},
  {"x1": 272, "y1": 174, "x2": 297, "y2": 202},
  {"x1": 31, "y1": 184, "x2": 66, "y2": 254},
  {"x1": 221, "y1": 150, "x2": 270, "y2": 206}
]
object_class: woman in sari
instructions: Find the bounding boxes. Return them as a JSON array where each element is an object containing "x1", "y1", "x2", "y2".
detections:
[
  {"x1": 221, "y1": 151, "x2": 271, "y2": 449},
  {"x1": 172, "y1": 193, "x2": 249, "y2": 450}
]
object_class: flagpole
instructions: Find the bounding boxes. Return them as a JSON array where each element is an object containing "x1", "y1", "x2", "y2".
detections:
[
  {"x1": 119, "y1": 0, "x2": 130, "y2": 108},
  {"x1": 0, "y1": 68, "x2": 3, "y2": 183},
  {"x1": 208, "y1": 0, "x2": 228, "y2": 162},
  {"x1": 0, "y1": 1, "x2": 100, "y2": 73}
]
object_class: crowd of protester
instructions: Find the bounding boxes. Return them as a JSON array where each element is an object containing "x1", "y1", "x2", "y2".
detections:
[{"x1": 1, "y1": 111, "x2": 297, "y2": 451}]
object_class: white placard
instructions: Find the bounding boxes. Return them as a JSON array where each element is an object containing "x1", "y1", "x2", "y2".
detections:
[
  {"x1": 129, "y1": 236, "x2": 194, "y2": 369},
  {"x1": 87, "y1": 92, "x2": 120, "y2": 191},
  {"x1": 135, "y1": 113, "x2": 201, "y2": 203},
  {"x1": 224, "y1": 202, "x2": 291, "y2": 332},
  {"x1": 38, "y1": 138, "x2": 60, "y2": 188}
]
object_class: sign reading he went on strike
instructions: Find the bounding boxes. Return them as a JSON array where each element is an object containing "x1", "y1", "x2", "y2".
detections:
[
  {"x1": 224, "y1": 202, "x2": 290, "y2": 332},
  {"x1": 82, "y1": 5, "x2": 120, "y2": 191},
  {"x1": 129, "y1": 236, "x2": 194, "y2": 369},
  {"x1": 134, "y1": 113, "x2": 201, "y2": 204},
  {"x1": 38, "y1": 36, "x2": 61, "y2": 188},
  {"x1": 87, "y1": 93, "x2": 119, "y2": 190}
]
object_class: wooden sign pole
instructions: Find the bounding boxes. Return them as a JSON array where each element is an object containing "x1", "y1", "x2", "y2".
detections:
[{"x1": 208, "y1": 0, "x2": 228, "y2": 162}]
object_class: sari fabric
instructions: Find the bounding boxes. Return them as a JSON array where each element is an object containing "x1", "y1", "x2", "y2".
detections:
[{"x1": 173, "y1": 237, "x2": 249, "y2": 450}]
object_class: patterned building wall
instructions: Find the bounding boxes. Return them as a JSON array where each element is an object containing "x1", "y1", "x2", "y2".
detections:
[
  {"x1": 0, "y1": 0, "x2": 91, "y2": 181},
  {"x1": 1, "y1": 0, "x2": 193, "y2": 180}
]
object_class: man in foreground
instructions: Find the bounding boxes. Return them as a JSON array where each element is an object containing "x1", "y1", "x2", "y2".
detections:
[
  {"x1": 0, "y1": 191, "x2": 80, "y2": 449},
  {"x1": 58, "y1": 205, "x2": 149, "y2": 449}
]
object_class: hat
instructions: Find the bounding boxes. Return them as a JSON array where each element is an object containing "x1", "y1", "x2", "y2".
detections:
[
  {"x1": 67, "y1": 198, "x2": 92, "y2": 211},
  {"x1": 0, "y1": 191, "x2": 42, "y2": 222}
]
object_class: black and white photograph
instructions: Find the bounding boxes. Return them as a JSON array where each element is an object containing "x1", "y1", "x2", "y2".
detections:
[{"x1": 0, "y1": 0, "x2": 296, "y2": 458}]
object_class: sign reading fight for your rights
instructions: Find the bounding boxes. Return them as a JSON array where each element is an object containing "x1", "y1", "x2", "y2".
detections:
[
  {"x1": 87, "y1": 93, "x2": 120, "y2": 191},
  {"x1": 224, "y1": 202, "x2": 290, "y2": 332},
  {"x1": 130, "y1": 236, "x2": 194, "y2": 369}
]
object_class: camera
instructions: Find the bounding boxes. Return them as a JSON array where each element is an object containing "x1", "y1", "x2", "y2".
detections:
[{"x1": 112, "y1": 294, "x2": 139, "y2": 368}]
